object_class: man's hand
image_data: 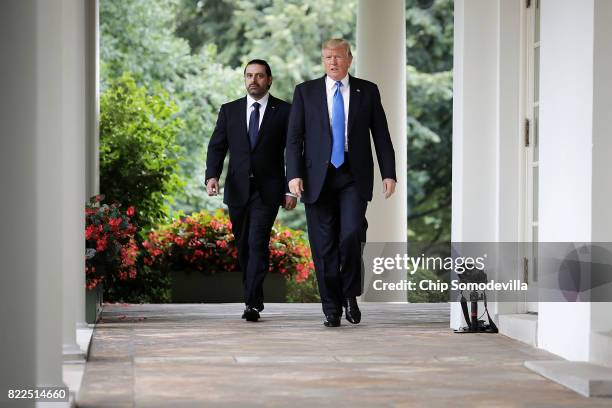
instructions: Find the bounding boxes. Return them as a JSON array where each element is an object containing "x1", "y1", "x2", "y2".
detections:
[
  {"x1": 382, "y1": 178, "x2": 396, "y2": 199},
  {"x1": 284, "y1": 195, "x2": 297, "y2": 210},
  {"x1": 288, "y1": 178, "x2": 304, "y2": 199},
  {"x1": 206, "y1": 178, "x2": 219, "y2": 196}
]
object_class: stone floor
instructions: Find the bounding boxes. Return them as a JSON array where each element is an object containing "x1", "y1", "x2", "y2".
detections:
[{"x1": 77, "y1": 303, "x2": 611, "y2": 408}]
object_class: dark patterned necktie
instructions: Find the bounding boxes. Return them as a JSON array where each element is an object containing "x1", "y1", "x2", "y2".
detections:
[{"x1": 248, "y1": 102, "x2": 260, "y2": 150}]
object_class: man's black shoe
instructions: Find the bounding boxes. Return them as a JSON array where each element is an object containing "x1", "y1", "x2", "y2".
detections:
[
  {"x1": 323, "y1": 314, "x2": 341, "y2": 327},
  {"x1": 242, "y1": 307, "x2": 260, "y2": 322},
  {"x1": 343, "y1": 297, "x2": 361, "y2": 324},
  {"x1": 242, "y1": 304, "x2": 264, "y2": 319}
]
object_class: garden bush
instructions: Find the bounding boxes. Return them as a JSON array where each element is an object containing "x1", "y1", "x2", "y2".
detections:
[
  {"x1": 100, "y1": 72, "x2": 184, "y2": 231},
  {"x1": 143, "y1": 210, "x2": 319, "y2": 302}
]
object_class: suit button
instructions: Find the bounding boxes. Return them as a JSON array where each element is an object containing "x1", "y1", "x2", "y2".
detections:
[{"x1": 324, "y1": 160, "x2": 329, "y2": 165}]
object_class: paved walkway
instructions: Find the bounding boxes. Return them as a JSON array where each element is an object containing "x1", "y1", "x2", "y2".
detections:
[{"x1": 77, "y1": 303, "x2": 610, "y2": 407}]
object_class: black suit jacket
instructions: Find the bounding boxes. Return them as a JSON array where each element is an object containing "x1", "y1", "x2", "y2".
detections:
[
  {"x1": 286, "y1": 75, "x2": 396, "y2": 203},
  {"x1": 205, "y1": 94, "x2": 291, "y2": 207}
]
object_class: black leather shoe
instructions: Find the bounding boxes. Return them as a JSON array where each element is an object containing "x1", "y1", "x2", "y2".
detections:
[
  {"x1": 242, "y1": 304, "x2": 264, "y2": 319},
  {"x1": 242, "y1": 307, "x2": 260, "y2": 322},
  {"x1": 343, "y1": 297, "x2": 361, "y2": 324},
  {"x1": 323, "y1": 314, "x2": 341, "y2": 327}
]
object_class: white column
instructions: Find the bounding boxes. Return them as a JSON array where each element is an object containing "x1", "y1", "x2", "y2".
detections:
[
  {"x1": 591, "y1": 0, "x2": 612, "y2": 363},
  {"x1": 35, "y1": 0, "x2": 66, "y2": 395},
  {"x1": 62, "y1": 0, "x2": 87, "y2": 361},
  {"x1": 0, "y1": 1, "x2": 85, "y2": 405},
  {"x1": 0, "y1": 1, "x2": 40, "y2": 403},
  {"x1": 451, "y1": 0, "x2": 499, "y2": 244},
  {"x1": 538, "y1": 0, "x2": 595, "y2": 362},
  {"x1": 86, "y1": 0, "x2": 100, "y2": 200},
  {"x1": 536, "y1": 0, "x2": 612, "y2": 362},
  {"x1": 356, "y1": 0, "x2": 407, "y2": 302},
  {"x1": 450, "y1": 0, "x2": 501, "y2": 328}
]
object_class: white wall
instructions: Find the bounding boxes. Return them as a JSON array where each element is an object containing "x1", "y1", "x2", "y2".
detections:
[
  {"x1": 452, "y1": 1, "x2": 612, "y2": 360},
  {"x1": 497, "y1": 0, "x2": 521, "y2": 244}
]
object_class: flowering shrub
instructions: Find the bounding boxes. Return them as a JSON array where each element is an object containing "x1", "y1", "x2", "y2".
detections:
[
  {"x1": 268, "y1": 224, "x2": 313, "y2": 283},
  {"x1": 85, "y1": 195, "x2": 138, "y2": 289},
  {"x1": 143, "y1": 209, "x2": 314, "y2": 283}
]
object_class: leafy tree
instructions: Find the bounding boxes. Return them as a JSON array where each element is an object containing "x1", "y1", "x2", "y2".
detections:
[
  {"x1": 100, "y1": 0, "x2": 244, "y2": 217},
  {"x1": 406, "y1": 0, "x2": 454, "y2": 72},
  {"x1": 407, "y1": 67, "x2": 452, "y2": 246},
  {"x1": 99, "y1": 73, "x2": 184, "y2": 230},
  {"x1": 406, "y1": 0, "x2": 453, "y2": 249},
  {"x1": 100, "y1": 0, "x2": 189, "y2": 90},
  {"x1": 175, "y1": 0, "x2": 236, "y2": 59},
  {"x1": 175, "y1": 0, "x2": 356, "y2": 101}
]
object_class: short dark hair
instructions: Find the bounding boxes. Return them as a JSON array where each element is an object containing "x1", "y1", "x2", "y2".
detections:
[{"x1": 244, "y1": 59, "x2": 272, "y2": 77}]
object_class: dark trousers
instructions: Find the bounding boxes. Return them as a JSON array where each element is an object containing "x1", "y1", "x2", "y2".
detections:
[
  {"x1": 305, "y1": 162, "x2": 368, "y2": 316},
  {"x1": 228, "y1": 180, "x2": 279, "y2": 309}
]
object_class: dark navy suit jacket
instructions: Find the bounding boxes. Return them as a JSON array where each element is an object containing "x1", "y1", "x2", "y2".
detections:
[
  {"x1": 286, "y1": 75, "x2": 396, "y2": 203},
  {"x1": 205, "y1": 94, "x2": 291, "y2": 207}
]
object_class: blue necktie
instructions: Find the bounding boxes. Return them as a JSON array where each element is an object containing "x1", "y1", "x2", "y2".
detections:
[
  {"x1": 248, "y1": 101, "x2": 260, "y2": 150},
  {"x1": 331, "y1": 81, "x2": 345, "y2": 168}
]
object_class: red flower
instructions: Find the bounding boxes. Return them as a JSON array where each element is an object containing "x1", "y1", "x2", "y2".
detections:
[
  {"x1": 96, "y1": 235, "x2": 108, "y2": 252},
  {"x1": 126, "y1": 206, "x2": 136, "y2": 217},
  {"x1": 109, "y1": 217, "x2": 122, "y2": 231},
  {"x1": 85, "y1": 197, "x2": 140, "y2": 290},
  {"x1": 85, "y1": 224, "x2": 97, "y2": 240}
]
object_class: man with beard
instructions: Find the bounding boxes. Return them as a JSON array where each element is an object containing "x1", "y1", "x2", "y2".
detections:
[{"x1": 205, "y1": 59, "x2": 295, "y2": 322}]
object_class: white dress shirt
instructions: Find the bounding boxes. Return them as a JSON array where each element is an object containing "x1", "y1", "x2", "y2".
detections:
[
  {"x1": 246, "y1": 92, "x2": 269, "y2": 131},
  {"x1": 325, "y1": 74, "x2": 350, "y2": 151}
]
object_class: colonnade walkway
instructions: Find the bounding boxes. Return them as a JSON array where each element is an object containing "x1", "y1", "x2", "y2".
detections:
[{"x1": 77, "y1": 303, "x2": 609, "y2": 407}]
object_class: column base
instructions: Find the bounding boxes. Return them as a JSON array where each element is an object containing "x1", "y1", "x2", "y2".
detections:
[
  {"x1": 525, "y1": 360, "x2": 612, "y2": 397},
  {"x1": 63, "y1": 343, "x2": 85, "y2": 363}
]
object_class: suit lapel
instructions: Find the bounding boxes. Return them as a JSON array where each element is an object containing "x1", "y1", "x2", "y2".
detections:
[
  {"x1": 347, "y1": 75, "x2": 361, "y2": 135},
  {"x1": 252, "y1": 94, "x2": 278, "y2": 151},
  {"x1": 318, "y1": 76, "x2": 332, "y2": 138},
  {"x1": 234, "y1": 96, "x2": 250, "y2": 148}
]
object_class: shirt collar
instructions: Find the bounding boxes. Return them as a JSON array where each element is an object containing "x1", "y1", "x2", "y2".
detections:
[
  {"x1": 326, "y1": 74, "x2": 349, "y2": 91},
  {"x1": 246, "y1": 92, "x2": 270, "y2": 109}
]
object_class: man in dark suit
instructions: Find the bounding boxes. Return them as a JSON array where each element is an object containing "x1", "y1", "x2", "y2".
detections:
[
  {"x1": 286, "y1": 39, "x2": 396, "y2": 327},
  {"x1": 205, "y1": 59, "x2": 295, "y2": 322}
]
